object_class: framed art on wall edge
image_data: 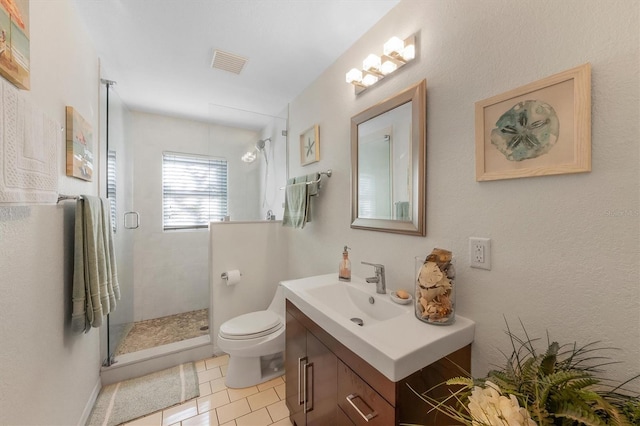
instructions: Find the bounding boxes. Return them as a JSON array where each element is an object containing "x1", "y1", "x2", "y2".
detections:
[
  {"x1": 66, "y1": 106, "x2": 94, "y2": 181},
  {"x1": 475, "y1": 63, "x2": 591, "y2": 182},
  {"x1": 300, "y1": 124, "x2": 320, "y2": 166}
]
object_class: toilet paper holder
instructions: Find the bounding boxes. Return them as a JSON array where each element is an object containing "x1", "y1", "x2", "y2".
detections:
[{"x1": 221, "y1": 271, "x2": 242, "y2": 280}]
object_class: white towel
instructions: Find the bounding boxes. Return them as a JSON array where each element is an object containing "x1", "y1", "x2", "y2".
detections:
[{"x1": 71, "y1": 196, "x2": 120, "y2": 333}]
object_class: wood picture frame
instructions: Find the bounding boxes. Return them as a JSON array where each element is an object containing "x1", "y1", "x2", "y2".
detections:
[
  {"x1": 475, "y1": 63, "x2": 591, "y2": 181},
  {"x1": 66, "y1": 106, "x2": 94, "y2": 181},
  {"x1": 300, "y1": 124, "x2": 320, "y2": 166},
  {"x1": 0, "y1": 0, "x2": 30, "y2": 90}
]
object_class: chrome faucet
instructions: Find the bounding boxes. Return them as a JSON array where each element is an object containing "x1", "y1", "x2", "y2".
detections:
[{"x1": 362, "y1": 262, "x2": 386, "y2": 294}]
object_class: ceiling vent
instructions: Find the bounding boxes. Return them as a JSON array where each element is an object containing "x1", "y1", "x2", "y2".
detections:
[{"x1": 211, "y1": 50, "x2": 248, "y2": 75}]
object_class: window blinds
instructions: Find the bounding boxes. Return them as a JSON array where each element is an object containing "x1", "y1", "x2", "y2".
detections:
[
  {"x1": 107, "y1": 150, "x2": 117, "y2": 233},
  {"x1": 162, "y1": 152, "x2": 228, "y2": 230}
]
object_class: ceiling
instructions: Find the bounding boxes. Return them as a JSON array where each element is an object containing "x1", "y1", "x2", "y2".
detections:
[{"x1": 72, "y1": 0, "x2": 400, "y2": 129}]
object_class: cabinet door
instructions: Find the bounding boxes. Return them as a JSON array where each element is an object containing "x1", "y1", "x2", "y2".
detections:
[
  {"x1": 286, "y1": 311, "x2": 307, "y2": 426},
  {"x1": 306, "y1": 331, "x2": 337, "y2": 426}
]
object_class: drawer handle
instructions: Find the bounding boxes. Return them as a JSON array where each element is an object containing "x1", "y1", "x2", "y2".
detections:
[
  {"x1": 297, "y1": 357, "x2": 307, "y2": 406},
  {"x1": 346, "y1": 393, "x2": 378, "y2": 422},
  {"x1": 304, "y1": 362, "x2": 314, "y2": 413}
]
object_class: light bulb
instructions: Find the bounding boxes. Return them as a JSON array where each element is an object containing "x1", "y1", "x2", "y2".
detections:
[
  {"x1": 380, "y1": 60, "x2": 398, "y2": 75},
  {"x1": 362, "y1": 73, "x2": 379, "y2": 87},
  {"x1": 362, "y1": 54, "x2": 381, "y2": 72},
  {"x1": 383, "y1": 36, "x2": 404, "y2": 56},
  {"x1": 401, "y1": 43, "x2": 415, "y2": 61},
  {"x1": 345, "y1": 68, "x2": 363, "y2": 84}
]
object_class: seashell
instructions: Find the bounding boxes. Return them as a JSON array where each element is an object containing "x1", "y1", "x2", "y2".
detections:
[
  {"x1": 435, "y1": 276, "x2": 452, "y2": 295},
  {"x1": 419, "y1": 297, "x2": 429, "y2": 311},
  {"x1": 446, "y1": 263, "x2": 456, "y2": 279},
  {"x1": 418, "y1": 261, "x2": 443, "y2": 286},
  {"x1": 422, "y1": 287, "x2": 439, "y2": 302},
  {"x1": 426, "y1": 248, "x2": 452, "y2": 272}
]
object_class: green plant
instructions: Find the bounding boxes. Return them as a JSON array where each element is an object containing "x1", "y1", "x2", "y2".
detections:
[{"x1": 412, "y1": 320, "x2": 640, "y2": 426}]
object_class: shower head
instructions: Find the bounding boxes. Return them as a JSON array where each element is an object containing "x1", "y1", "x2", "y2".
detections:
[
  {"x1": 100, "y1": 78, "x2": 117, "y2": 86},
  {"x1": 256, "y1": 138, "x2": 271, "y2": 151},
  {"x1": 242, "y1": 138, "x2": 271, "y2": 163}
]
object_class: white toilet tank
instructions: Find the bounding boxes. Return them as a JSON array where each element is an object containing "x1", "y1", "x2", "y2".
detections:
[{"x1": 266, "y1": 285, "x2": 285, "y2": 320}]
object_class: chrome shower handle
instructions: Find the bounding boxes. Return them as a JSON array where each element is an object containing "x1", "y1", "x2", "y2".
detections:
[{"x1": 124, "y1": 211, "x2": 140, "y2": 229}]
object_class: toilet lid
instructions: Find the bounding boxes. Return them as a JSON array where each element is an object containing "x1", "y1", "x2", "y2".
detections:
[{"x1": 219, "y1": 310, "x2": 282, "y2": 339}]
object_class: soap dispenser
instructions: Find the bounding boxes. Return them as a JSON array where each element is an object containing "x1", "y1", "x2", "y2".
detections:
[{"x1": 339, "y1": 246, "x2": 351, "y2": 282}]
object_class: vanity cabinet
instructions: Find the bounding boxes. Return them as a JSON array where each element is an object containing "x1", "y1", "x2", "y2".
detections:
[
  {"x1": 285, "y1": 300, "x2": 471, "y2": 426},
  {"x1": 285, "y1": 302, "x2": 337, "y2": 426}
]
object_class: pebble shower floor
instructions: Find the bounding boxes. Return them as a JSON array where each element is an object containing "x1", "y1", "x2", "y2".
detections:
[{"x1": 115, "y1": 309, "x2": 209, "y2": 355}]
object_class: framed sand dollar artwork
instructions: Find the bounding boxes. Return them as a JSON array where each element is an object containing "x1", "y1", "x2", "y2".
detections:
[
  {"x1": 475, "y1": 63, "x2": 591, "y2": 181},
  {"x1": 300, "y1": 124, "x2": 320, "y2": 166}
]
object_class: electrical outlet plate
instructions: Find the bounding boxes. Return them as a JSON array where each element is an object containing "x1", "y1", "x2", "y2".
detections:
[{"x1": 469, "y1": 237, "x2": 491, "y2": 270}]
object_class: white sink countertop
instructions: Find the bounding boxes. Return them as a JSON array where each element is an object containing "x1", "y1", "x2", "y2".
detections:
[{"x1": 281, "y1": 273, "x2": 475, "y2": 382}]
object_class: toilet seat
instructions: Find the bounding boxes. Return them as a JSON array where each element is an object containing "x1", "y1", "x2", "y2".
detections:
[{"x1": 219, "y1": 310, "x2": 283, "y2": 340}]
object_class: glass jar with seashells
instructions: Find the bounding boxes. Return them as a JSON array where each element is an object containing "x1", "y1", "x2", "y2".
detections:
[{"x1": 415, "y1": 248, "x2": 455, "y2": 325}]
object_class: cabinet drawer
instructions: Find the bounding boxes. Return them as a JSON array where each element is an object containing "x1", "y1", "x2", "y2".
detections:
[
  {"x1": 337, "y1": 405, "x2": 356, "y2": 426},
  {"x1": 337, "y1": 360, "x2": 395, "y2": 426}
]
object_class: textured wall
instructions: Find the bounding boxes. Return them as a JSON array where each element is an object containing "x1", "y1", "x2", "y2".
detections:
[
  {"x1": 0, "y1": 1, "x2": 102, "y2": 424},
  {"x1": 287, "y1": 0, "x2": 639, "y2": 386},
  {"x1": 209, "y1": 221, "x2": 289, "y2": 352}
]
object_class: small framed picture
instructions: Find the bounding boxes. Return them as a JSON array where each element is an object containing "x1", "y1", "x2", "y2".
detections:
[
  {"x1": 300, "y1": 124, "x2": 320, "y2": 166},
  {"x1": 66, "y1": 106, "x2": 94, "y2": 181},
  {"x1": 475, "y1": 63, "x2": 591, "y2": 181},
  {"x1": 0, "y1": 0, "x2": 30, "y2": 90}
]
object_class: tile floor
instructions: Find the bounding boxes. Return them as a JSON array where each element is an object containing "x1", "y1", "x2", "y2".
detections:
[{"x1": 123, "y1": 354, "x2": 292, "y2": 426}]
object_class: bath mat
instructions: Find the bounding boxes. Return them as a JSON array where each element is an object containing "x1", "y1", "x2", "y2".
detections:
[{"x1": 86, "y1": 362, "x2": 199, "y2": 426}]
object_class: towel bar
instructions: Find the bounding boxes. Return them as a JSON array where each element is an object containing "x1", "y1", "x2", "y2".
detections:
[
  {"x1": 57, "y1": 194, "x2": 82, "y2": 203},
  {"x1": 280, "y1": 169, "x2": 332, "y2": 190}
]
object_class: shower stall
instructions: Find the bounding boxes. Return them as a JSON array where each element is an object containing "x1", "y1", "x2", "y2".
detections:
[
  {"x1": 99, "y1": 80, "x2": 214, "y2": 380},
  {"x1": 99, "y1": 77, "x2": 288, "y2": 381}
]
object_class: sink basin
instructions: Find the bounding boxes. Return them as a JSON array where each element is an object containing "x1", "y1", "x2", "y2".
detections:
[
  {"x1": 305, "y1": 282, "x2": 405, "y2": 324},
  {"x1": 281, "y1": 273, "x2": 475, "y2": 382}
]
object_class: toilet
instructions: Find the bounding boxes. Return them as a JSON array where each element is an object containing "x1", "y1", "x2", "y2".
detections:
[{"x1": 217, "y1": 285, "x2": 286, "y2": 388}]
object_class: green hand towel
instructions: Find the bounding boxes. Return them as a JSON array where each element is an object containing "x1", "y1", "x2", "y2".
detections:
[
  {"x1": 282, "y1": 182, "x2": 310, "y2": 228},
  {"x1": 306, "y1": 173, "x2": 320, "y2": 196},
  {"x1": 71, "y1": 196, "x2": 121, "y2": 333}
]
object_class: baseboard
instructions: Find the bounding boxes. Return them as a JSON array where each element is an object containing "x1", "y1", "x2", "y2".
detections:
[{"x1": 78, "y1": 376, "x2": 101, "y2": 426}]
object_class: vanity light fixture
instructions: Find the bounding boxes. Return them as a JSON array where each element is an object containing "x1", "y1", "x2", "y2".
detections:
[{"x1": 345, "y1": 34, "x2": 416, "y2": 94}]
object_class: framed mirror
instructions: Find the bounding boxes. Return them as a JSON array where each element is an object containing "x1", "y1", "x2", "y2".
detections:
[{"x1": 351, "y1": 80, "x2": 426, "y2": 235}]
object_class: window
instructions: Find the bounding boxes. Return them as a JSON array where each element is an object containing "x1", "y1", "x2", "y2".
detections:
[
  {"x1": 162, "y1": 152, "x2": 228, "y2": 230},
  {"x1": 107, "y1": 150, "x2": 117, "y2": 233}
]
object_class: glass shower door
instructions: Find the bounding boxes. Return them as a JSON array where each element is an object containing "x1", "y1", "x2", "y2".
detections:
[{"x1": 100, "y1": 78, "x2": 135, "y2": 365}]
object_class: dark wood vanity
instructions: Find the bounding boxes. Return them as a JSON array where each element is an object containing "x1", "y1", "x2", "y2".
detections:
[{"x1": 285, "y1": 300, "x2": 470, "y2": 426}]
